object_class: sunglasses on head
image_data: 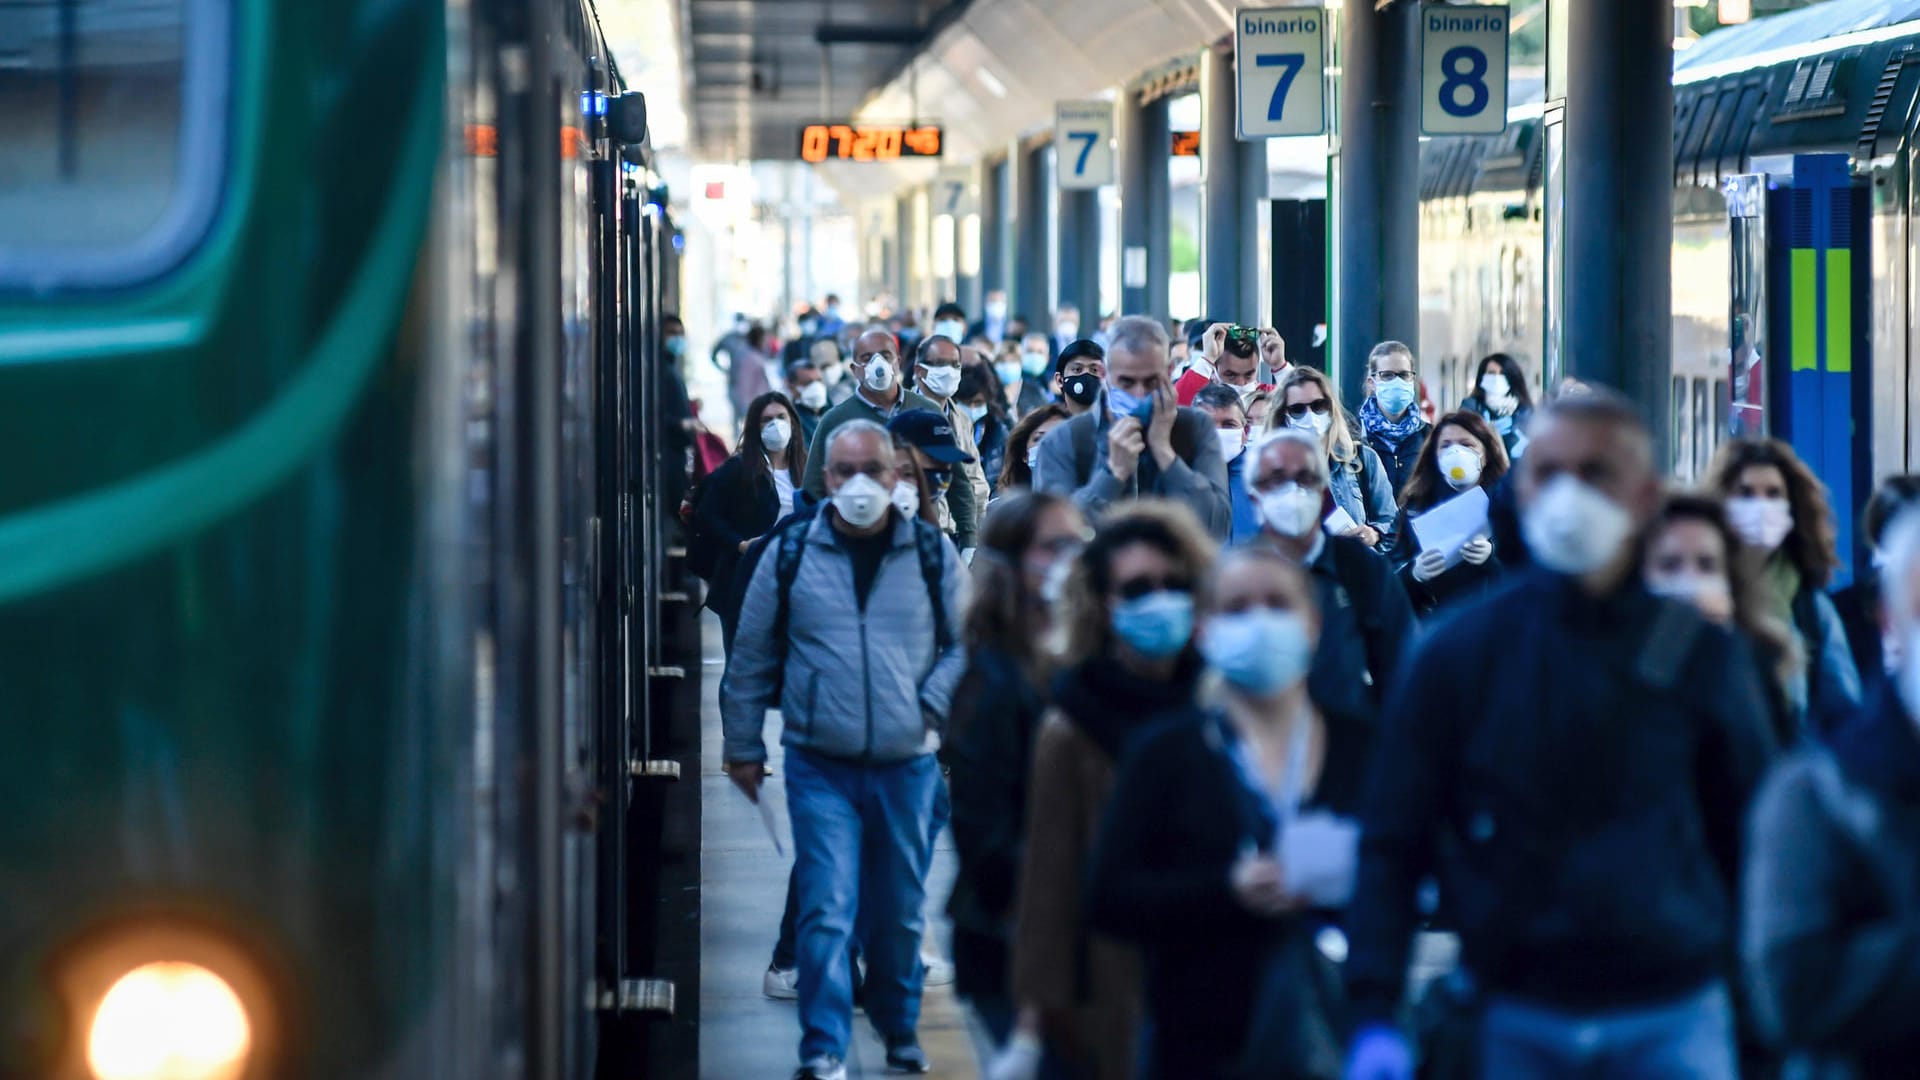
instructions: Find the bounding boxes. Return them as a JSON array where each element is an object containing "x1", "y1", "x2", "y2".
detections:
[
  {"x1": 1114, "y1": 575, "x2": 1193, "y2": 601},
  {"x1": 1283, "y1": 399, "x2": 1333, "y2": 419}
]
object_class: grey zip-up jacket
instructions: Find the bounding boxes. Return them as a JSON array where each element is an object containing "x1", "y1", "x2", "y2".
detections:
[
  {"x1": 1032, "y1": 398, "x2": 1232, "y2": 540},
  {"x1": 720, "y1": 511, "x2": 969, "y2": 765}
]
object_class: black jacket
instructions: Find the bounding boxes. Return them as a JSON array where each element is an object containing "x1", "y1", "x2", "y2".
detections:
[
  {"x1": 691, "y1": 454, "x2": 783, "y2": 622},
  {"x1": 945, "y1": 645, "x2": 1050, "y2": 997},
  {"x1": 1744, "y1": 685, "x2": 1920, "y2": 1079},
  {"x1": 1088, "y1": 712, "x2": 1364, "y2": 1077},
  {"x1": 1296, "y1": 535, "x2": 1417, "y2": 796},
  {"x1": 1346, "y1": 571, "x2": 1775, "y2": 1021},
  {"x1": 1364, "y1": 421, "x2": 1429, "y2": 499},
  {"x1": 1383, "y1": 496, "x2": 1507, "y2": 615}
]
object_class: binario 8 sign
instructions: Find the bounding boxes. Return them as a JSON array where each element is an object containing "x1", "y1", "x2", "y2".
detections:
[
  {"x1": 1234, "y1": 7, "x2": 1327, "y2": 139},
  {"x1": 1421, "y1": 5, "x2": 1510, "y2": 136}
]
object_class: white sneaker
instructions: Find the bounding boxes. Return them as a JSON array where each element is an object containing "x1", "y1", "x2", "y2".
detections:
[
  {"x1": 920, "y1": 954, "x2": 955, "y2": 987},
  {"x1": 763, "y1": 965, "x2": 799, "y2": 1000}
]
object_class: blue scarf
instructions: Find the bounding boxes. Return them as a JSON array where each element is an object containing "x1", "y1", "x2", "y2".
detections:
[{"x1": 1358, "y1": 395, "x2": 1425, "y2": 448}]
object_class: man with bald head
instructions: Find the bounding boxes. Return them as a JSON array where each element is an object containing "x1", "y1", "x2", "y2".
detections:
[
  {"x1": 724, "y1": 419, "x2": 967, "y2": 1080},
  {"x1": 803, "y1": 326, "x2": 977, "y2": 548},
  {"x1": 1344, "y1": 391, "x2": 1775, "y2": 1080}
]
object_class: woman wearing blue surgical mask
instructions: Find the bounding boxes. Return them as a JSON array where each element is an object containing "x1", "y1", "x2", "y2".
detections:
[
  {"x1": 1088, "y1": 547, "x2": 1362, "y2": 1079},
  {"x1": 997, "y1": 404, "x2": 1071, "y2": 494},
  {"x1": 1011, "y1": 501, "x2": 1217, "y2": 1080},
  {"x1": 957, "y1": 360, "x2": 1010, "y2": 496},
  {"x1": 1384, "y1": 411, "x2": 1510, "y2": 614},
  {"x1": 1460, "y1": 352, "x2": 1535, "y2": 460},
  {"x1": 1264, "y1": 366, "x2": 1398, "y2": 549}
]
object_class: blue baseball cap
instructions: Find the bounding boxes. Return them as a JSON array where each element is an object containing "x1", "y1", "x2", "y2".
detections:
[{"x1": 887, "y1": 408, "x2": 974, "y2": 465}]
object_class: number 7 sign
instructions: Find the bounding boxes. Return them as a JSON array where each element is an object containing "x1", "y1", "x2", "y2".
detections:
[
  {"x1": 1235, "y1": 7, "x2": 1326, "y2": 139},
  {"x1": 1055, "y1": 100, "x2": 1115, "y2": 189}
]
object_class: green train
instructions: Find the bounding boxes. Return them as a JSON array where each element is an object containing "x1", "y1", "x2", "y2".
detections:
[{"x1": 0, "y1": 0, "x2": 696, "y2": 1076}]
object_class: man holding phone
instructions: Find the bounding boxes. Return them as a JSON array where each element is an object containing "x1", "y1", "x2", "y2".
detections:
[
  {"x1": 1033, "y1": 315, "x2": 1232, "y2": 539},
  {"x1": 1174, "y1": 322, "x2": 1284, "y2": 407}
]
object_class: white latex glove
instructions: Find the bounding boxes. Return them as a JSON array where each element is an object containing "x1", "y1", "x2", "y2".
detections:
[
  {"x1": 1460, "y1": 537, "x2": 1493, "y2": 566},
  {"x1": 1411, "y1": 550, "x2": 1447, "y2": 583}
]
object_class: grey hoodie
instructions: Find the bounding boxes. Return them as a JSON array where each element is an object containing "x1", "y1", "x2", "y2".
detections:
[{"x1": 720, "y1": 511, "x2": 968, "y2": 765}]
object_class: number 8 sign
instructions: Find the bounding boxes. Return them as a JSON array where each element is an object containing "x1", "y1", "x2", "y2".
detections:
[
  {"x1": 1421, "y1": 5, "x2": 1509, "y2": 135},
  {"x1": 1235, "y1": 8, "x2": 1326, "y2": 139}
]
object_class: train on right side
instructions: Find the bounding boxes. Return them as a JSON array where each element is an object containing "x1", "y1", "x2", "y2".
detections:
[{"x1": 1419, "y1": 0, "x2": 1920, "y2": 578}]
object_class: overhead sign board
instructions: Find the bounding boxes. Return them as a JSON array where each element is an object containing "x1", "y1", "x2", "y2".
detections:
[
  {"x1": 797, "y1": 123, "x2": 943, "y2": 163},
  {"x1": 1171, "y1": 130, "x2": 1200, "y2": 157},
  {"x1": 1421, "y1": 5, "x2": 1510, "y2": 135},
  {"x1": 1055, "y1": 100, "x2": 1115, "y2": 189},
  {"x1": 935, "y1": 165, "x2": 977, "y2": 217},
  {"x1": 1234, "y1": 7, "x2": 1327, "y2": 139}
]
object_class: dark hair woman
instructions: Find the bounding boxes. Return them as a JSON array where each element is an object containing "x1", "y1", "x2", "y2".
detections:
[
  {"x1": 888, "y1": 435, "x2": 944, "y2": 529},
  {"x1": 1089, "y1": 547, "x2": 1357, "y2": 1079},
  {"x1": 1641, "y1": 493, "x2": 1799, "y2": 743},
  {"x1": 1459, "y1": 353, "x2": 1535, "y2": 459},
  {"x1": 956, "y1": 359, "x2": 1010, "y2": 496},
  {"x1": 998, "y1": 403, "x2": 1072, "y2": 492},
  {"x1": 946, "y1": 492, "x2": 1090, "y2": 1061},
  {"x1": 692, "y1": 391, "x2": 808, "y2": 649},
  {"x1": 1011, "y1": 500, "x2": 1217, "y2": 1080},
  {"x1": 1385, "y1": 410, "x2": 1512, "y2": 613},
  {"x1": 1708, "y1": 437, "x2": 1863, "y2": 735}
]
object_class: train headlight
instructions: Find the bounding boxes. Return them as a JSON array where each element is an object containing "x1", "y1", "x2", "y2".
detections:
[{"x1": 86, "y1": 961, "x2": 251, "y2": 1080}]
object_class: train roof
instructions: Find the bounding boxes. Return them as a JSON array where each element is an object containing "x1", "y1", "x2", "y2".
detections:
[{"x1": 1678, "y1": 0, "x2": 1920, "y2": 75}]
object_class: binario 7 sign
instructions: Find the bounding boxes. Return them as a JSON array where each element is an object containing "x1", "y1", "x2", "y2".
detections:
[{"x1": 1235, "y1": 7, "x2": 1327, "y2": 139}]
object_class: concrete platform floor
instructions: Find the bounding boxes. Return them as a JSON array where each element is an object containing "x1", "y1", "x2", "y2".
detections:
[{"x1": 698, "y1": 613, "x2": 976, "y2": 1079}]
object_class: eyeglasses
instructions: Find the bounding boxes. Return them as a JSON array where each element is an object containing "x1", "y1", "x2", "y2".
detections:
[
  {"x1": 1114, "y1": 575, "x2": 1193, "y2": 600},
  {"x1": 1373, "y1": 370, "x2": 1415, "y2": 383},
  {"x1": 1283, "y1": 399, "x2": 1333, "y2": 420}
]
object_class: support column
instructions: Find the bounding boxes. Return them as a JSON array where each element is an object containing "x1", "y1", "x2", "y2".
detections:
[
  {"x1": 1014, "y1": 142, "x2": 1050, "y2": 324},
  {"x1": 1200, "y1": 46, "x2": 1243, "y2": 320},
  {"x1": 894, "y1": 194, "x2": 911, "y2": 311},
  {"x1": 1336, "y1": 0, "x2": 1421, "y2": 402},
  {"x1": 1119, "y1": 91, "x2": 1172, "y2": 318},
  {"x1": 1236, "y1": 134, "x2": 1267, "y2": 322},
  {"x1": 1057, "y1": 187, "x2": 1102, "y2": 329},
  {"x1": 981, "y1": 156, "x2": 1008, "y2": 301},
  {"x1": 1565, "y1": 0, "x2": 1673, "y2": 464}
]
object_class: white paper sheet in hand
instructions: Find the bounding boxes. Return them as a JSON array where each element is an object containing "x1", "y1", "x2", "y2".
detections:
[
  {"x1": 1409, "y1": 485, "x2": 1490, "y2": 565},
  {"x1": 750, "y1": 790, "x2": 787, "y2": 857},
  {"x1": 1322, "y1": 503, "x2": 1358, "y2": 535},
  {"x1": 1279, "y1": 812, "x2": 1360, "y2": 907}
]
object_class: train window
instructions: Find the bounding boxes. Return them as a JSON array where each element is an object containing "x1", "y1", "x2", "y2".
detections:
[
  {"x1": 0, "y1": 0, "x2": 228, "y2": 290},
  {"x1": 1694, "y1": 378, "x2": 1711, "y2": 480},
  {"x1": 1673, "y1": 376, "x2": 1692, "y2": 481}
]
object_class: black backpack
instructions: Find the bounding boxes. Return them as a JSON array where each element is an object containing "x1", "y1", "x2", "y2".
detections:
[{"x1": 750, "y1": 511, "x2": 955, "y2": 696}]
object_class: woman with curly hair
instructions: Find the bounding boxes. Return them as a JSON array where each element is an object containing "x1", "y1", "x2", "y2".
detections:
[{"x1": 1707, "y1": 438, "x2": 1862, "y2": 734}]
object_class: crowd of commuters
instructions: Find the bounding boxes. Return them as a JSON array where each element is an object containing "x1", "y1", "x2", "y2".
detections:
[{"x1": 688, "y1": 297, "x2": 1920, "y2": 1080}]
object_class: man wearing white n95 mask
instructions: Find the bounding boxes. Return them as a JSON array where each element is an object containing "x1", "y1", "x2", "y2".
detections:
[
  {"x1": 1343, "y1": 390, "x2": 1775, "y2": 1080},
  {"x1": 803, "y1": 327, "x2": 978, "y2": 549},
  {"x1": 722, "y1": 420, "x2": 967, "y2": 1080},
  {"x1": 1243, "y1": 429, "x2": 1414, "y2": 782}
]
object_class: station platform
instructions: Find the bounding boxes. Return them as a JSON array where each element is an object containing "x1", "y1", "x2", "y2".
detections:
[{"x1": 696, "y1": 613, "x2": 977, "y2": 1078}]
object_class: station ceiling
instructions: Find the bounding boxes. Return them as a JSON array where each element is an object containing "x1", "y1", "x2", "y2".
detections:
[{"x1": 680, "y1": 0, "x2": 967, "y2": 160}]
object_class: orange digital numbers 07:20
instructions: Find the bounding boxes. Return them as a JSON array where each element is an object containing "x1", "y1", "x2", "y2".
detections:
[{"x1": 798, "y1": 124, "x2": 943, "y2": 163}]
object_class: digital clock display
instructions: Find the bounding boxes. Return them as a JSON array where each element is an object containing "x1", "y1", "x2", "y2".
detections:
[{"x1": 798, "y1": 124, "x2": 943, "y2": 163}]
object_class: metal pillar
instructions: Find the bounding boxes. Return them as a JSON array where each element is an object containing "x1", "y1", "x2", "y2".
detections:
[
  {"x1": 894, "y1": 194, "x2": 911, "y2": 311},
  {"x1": 1236, "y1": 134, "x2": 1266, "y2": 322},
  {"x1": 1200, "y1": 46, "x2": 1243, "y2": 321},
  {"x1": 1336, "y1": 0, "x2": 1420, "y2": 403},
  {"x1": 1119, "y1": 91, "x2": 1172, "y2": 318},
  {"x1": 1014, "y1": 142, "x2": 1051, "y2": 323},
  {"x1": 1057, "y1": 187, "x2": 1102, "y2": 327},
  {"x1": 981, "y1": 156, "x2": 1008, "y2": 301},
  {"x1": 1565, "y1": 0, "x2": 1673, "y2": 463}
]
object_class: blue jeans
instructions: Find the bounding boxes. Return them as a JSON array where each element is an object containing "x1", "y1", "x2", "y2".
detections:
[
  {"x1": 1481, "y1": 983, "x2": 1736, "y2": 1080},
  {"x1": 785, "y1": 748, "x2": 940, "y2": 1063}
]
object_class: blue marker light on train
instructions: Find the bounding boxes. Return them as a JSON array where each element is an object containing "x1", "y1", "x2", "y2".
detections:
[
  {"x1": 672, "y1": 234, "x2": 684, "y2": 251},
  {"x1": 580, "y1": 91, "x2": 608, "y2": 117}
]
